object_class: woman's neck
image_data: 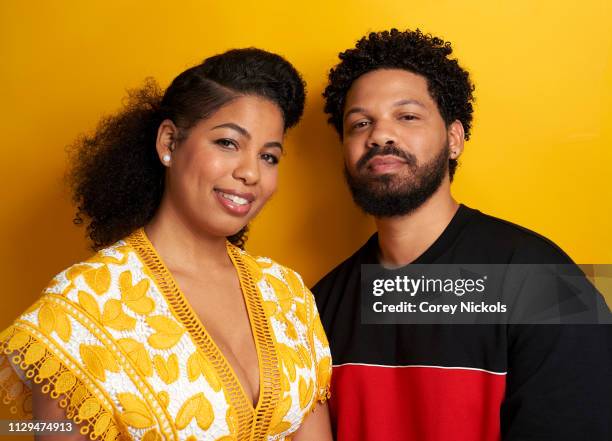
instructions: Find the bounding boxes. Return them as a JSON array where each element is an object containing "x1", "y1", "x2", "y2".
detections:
[{"x1": 144, "y1": 197, "x2": 232, "y2": 275}]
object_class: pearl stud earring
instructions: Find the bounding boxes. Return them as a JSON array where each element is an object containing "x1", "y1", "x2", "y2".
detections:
[{"x1": 162, "y1": 154, "x2": 171, "y2": 163}]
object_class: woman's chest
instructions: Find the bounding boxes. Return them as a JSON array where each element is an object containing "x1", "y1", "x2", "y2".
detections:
[{"x1": 110, "y1": 261, "x2": 320, "y2": 440}]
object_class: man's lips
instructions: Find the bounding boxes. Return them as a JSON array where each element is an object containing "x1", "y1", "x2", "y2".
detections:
[{"x1": 366, "y1": 155, "x2": 407, "y2": 173}]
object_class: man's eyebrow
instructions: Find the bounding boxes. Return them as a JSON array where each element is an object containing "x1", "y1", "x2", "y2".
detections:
[
  {"x1": 211, "y1": 123, "x2": 251, "y2": 139},
  {"x1": 344, "y1": 107, "x2": 366, "y2": 121},
  {"x1": 344, "y1": 99, "x2": 426, "y2": 121},
  {"x1": 394, "y1": 99, "x2": 426, "y2": 108}
]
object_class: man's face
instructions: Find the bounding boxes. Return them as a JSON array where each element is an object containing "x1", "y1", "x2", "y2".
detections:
[{"x1": 342, "y1": 68, "x2": 452, "y2": 217}]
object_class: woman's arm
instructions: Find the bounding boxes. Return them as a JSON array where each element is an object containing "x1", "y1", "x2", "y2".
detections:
[
  {"x1": 32, "y1": 383, "x2": 89, "y2": 441},
  {"x1": 291, "y1": 402, "x2": 333, "y2": 441}
]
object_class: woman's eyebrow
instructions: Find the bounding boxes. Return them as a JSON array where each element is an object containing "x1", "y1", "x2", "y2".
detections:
[
  {"x1": 213, "y1": 123, "x2": 283, "y2": 152},
  {"x1": 264, "y1": 142, "x2": 283, "y2": 152},
  {"x1": 212, "y1": 122, "x2": 251, "y2": 138}
]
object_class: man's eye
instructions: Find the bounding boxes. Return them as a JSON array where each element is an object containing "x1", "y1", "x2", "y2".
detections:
[
  {"x1": 215, "y1": 139, "x2": 238, "y2": 149},
  {"x1": 353, "y1": 121, "x2": 370, "y2": 129},
  {"x1": 261, "y1": 153, "x2": 279, "y2": 165},
  {"x1": 400, "y1": 114, "x2": 418, "y2": 121}
]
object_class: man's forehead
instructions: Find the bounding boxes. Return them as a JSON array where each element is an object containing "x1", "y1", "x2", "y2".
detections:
[{"x1": 344, "y1": 69, "x2": 432, "y2": 110}]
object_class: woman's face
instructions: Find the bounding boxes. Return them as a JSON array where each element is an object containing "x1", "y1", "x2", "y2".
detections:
[{"x1": 159, "y1": 95, "x2": 284, "y2": 239}]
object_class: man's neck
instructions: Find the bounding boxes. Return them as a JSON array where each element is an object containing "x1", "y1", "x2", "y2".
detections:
[{"x1": 375, "y1": 183, "x2": 459, "y2": 266}]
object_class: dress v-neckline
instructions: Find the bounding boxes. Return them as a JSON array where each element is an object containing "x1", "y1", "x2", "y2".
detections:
[{"x1": 127, "y1": 228, "x2": 281, "y2": 440}]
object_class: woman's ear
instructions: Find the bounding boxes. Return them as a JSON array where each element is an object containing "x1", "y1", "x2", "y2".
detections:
[{"x1": 155, "y1": 119, "x2": 178, "y2": 166}]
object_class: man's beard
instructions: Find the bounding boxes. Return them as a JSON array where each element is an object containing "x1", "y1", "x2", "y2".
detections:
[{"x1": 344, "y1": 142, "x2": 450, "y2": 217}]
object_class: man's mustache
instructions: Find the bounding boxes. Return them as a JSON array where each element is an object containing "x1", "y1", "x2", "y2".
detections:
[{"x1": 356, "y1": 145, "x2": 417, "y2": 171}]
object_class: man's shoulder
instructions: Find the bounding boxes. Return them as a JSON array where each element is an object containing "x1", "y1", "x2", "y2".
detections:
[
  {"x1": 312, "y1": 207, "x2": 574, "y2": 294},
  {"x1": 312, "y1": 236, "x2": 373, "y2": 296},
  {"x1": 459, "y1": 206, "x2": 573, "y2": 264}
]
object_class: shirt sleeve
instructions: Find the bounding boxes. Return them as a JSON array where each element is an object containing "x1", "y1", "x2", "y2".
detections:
[
  {"x1": 501, "y1": 322, "x2": 612, "y2": 440},
  {"x1": 0, "y1": 282, "x2": 128, "y2": 441},
  {"x1": 499, "y1": 234, "x2": 612, "y2": 440},
  {"x1": 304, "y1": 285, "x2": 332, "y2": 404}
]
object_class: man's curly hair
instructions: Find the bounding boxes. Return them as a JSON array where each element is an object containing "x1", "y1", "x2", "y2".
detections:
[{"x1": 323, "y1": 29, "x2": 475, "y2": 179}]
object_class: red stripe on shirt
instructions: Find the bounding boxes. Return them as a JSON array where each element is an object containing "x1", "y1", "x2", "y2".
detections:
[{"x1": 330, "y1": 364, "x2": 506, "y2": 441}]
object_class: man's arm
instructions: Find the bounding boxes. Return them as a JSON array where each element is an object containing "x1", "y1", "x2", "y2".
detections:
[{"x1": 501, "y1": 323, "x2": 612, "y2": 440}]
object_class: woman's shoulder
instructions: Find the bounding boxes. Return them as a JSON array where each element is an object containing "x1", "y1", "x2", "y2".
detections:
[
  {"x1": 234, "y1": 247, "x2": 320, "y2": 322},
  {"x1": 238, "y1": 249, "x2": 332, "y2": 404},
  {"x1": 235, "y1": 247, "x2": 309, "y2": 297},
  {"x1": 43, "y1": 239, "x2": 139, "y2": 298},
  {"x1": 0, "y1": 237, "x2": 152, "y2": 438},
  {"x1": 32, "y1": 237, "x2": 157, "y2": 333}
]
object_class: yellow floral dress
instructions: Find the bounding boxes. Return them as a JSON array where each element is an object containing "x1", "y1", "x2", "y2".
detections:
[{"x1": 0, "y1": 228, "x2": 331, "y2": 441}]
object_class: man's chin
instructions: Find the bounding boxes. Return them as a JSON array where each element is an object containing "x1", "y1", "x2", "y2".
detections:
[
  {"x1": 346, "y1": 171, "x2": 445, "y2": 217},
  {"x1": 360, "y1": 178, "x2": 419, "y2": 194},
  {"x1": 360, "y1": 167, "x2": 420, "y2": 183}
]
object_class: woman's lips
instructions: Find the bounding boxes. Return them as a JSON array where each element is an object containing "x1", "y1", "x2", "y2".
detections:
[
  {"x1": 214, "y1": 189, "x2": 254, "y2": 216},
  {"x1": 366, "y1": 156, "x2": 407, "y2": 174}
]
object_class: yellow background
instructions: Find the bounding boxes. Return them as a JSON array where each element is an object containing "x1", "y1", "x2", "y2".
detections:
[{"x1": 1, "y1": 0, "x2": 611, "y2": 329}]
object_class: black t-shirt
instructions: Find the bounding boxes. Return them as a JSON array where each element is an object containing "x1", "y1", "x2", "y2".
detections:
[{"x1": 313, "y1": 204, "x2": 612, "y2": 441}]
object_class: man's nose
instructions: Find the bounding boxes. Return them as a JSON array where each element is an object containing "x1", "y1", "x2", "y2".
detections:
[{"x1": 366, "y1": 120, "x2": 398, "y2": 149}]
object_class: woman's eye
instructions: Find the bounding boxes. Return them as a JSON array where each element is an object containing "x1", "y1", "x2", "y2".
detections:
[
  {"x1": 261, "y1": 153, "x2": 279, "y2": 165},
  {"x1": 215, "y1": 138, "x2": 238, "y2": 149}
]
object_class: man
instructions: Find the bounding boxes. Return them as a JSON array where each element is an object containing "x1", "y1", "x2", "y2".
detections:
[{"x1": 312, "y1": 29, "x2": 611, "y2": 440}]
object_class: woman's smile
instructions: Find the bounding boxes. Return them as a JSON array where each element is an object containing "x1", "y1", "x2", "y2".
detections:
[{"x1": 214, "y1": 188, "x2": 256, "y2": 216}]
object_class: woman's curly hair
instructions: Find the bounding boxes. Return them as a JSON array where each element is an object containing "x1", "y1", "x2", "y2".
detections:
[
  {"x1": 323, "y1": 29, "x2": 475, "y2": 179},
  {"x1": 69, "y1": 48, "x2": 305, "y2": 250}
]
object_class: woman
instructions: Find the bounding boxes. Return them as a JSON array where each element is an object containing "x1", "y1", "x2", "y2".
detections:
[{"x1": 0, "y1": 48, "x2": 332, "y2": 441}]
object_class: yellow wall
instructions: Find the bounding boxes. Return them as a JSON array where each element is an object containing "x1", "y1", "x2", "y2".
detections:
[{"x1": 1, "y1": 0, "x2": 611, "y2": 323}]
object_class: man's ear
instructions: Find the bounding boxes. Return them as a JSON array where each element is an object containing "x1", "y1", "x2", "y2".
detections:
[
  {"x1": 448, "y1": 120, "x2": 465, "y2": 160},
  {"x1": 155, "y1": 119, "x2": 178, "y2": 166}
]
